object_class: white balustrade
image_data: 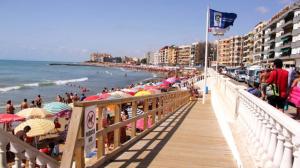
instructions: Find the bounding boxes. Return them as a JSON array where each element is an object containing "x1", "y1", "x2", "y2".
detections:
[
  {"x1": 0, "y1": 128, "x2": 59, "y2": 168},
  {"x1": 210, "y1": 68, "x2": 300, "y2": 168}
]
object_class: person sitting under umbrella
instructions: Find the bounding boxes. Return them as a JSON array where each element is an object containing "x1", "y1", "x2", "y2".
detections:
[{"x1": 14, "y1": 125, "x2": 31, "y2": 142}]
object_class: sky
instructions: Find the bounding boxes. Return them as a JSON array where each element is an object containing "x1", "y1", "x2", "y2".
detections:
[{"x1": 0, "y1": 0, "x2": 296, "y2": 62}]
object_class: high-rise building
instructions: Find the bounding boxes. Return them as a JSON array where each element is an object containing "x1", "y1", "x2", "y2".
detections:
[
  {"x1": 159, "y1": 46, "x2": 168, "y2": 65},
  {"x1": 145, "y1": 52, "x2": 154, "y2": 65},
  {"x1": 217, "y1": 36, "x2": 243, "y2": 66},
  {"x1": 262, "y1": 2, "x2": 300, "y2": 67},
  {"x1": 177, "y1": 45, "x2": 191, "y2": 65},
  {"x1": 153, "y1": 52, "x2": 160, "y2": 65},
  {"x1": 191, "y1": 42, "x2": 201, "y2": 67},
  {"x1": 253, "y1": 22, "x2": 266, "y2": 64},
  {"x1": 242, "y1": 31, "x2": 254, "y2": 66},
  {"x1": 167, "y1": 46, "x2": 178, "y2": 65}
]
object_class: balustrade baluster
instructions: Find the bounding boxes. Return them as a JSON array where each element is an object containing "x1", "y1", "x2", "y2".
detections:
[
  {"x1": 114, "y1": 104, "x2": 121, "y2": 148},
  {"x1": 264, "y1": 118, "x2": 278, "y2": 167},
  {"x1": 280, "y1": 128, "x2": 293, "y2": 168},
  {"x1": 131, "y1": 101, "x2": 137, "y2": 137},
  {"x1": 292, "y1": 135, "x2": 300, "y2": 168},
  {"x1": 143, "y1": 99, "x2": 149, "y2": 130},
  {"x1": 256, "y1": 113, "x2": 268, "y2": 160},
  {"x1": 260, "y1": 115, "x2": 272, "y2": 165},
  {"x1": 254, "y1": 110, "x2": 264, "y2": 154},
  {"x1": 273, "y1": 124, "x2": 285, "y2": 168}
]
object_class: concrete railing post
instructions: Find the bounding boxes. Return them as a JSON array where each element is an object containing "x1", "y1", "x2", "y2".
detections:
[
  {"x1": 280, "y1": 128, "x2": 293, "y2": 168},
  {"x1": 273, "y1": 124, "x2": 285, "y2": 168},
  {"x1": 292, "y1": 135, "x2": 300, "y2": 168},
  {"x1": 264, "y1": 118, "x2": 278, "y2": 167},
  {"x1": 25, "y1": 149, "x2": 37, "y2": 168}
]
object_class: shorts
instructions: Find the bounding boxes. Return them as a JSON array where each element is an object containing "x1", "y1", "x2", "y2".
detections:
[{"x1": 268, "y1": 96, "x2": 286, "y2": 110}]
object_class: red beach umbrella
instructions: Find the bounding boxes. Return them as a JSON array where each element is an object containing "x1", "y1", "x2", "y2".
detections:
[
  {"x1": 144, "y1": 85, "x2": 158, "y2": 90},
  {"x1": 0, "y1": 114, "x2": 25, "y2": 123},
  {"x1": 99, "y1": 93, "x2": 111, "y2": 100},
  {"x1": 84, "y1": 95, "x2": 100, "y2": 101}
]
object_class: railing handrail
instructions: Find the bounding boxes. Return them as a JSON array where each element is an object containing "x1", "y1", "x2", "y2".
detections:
[
  {"x1": 61, "y1": 89, "x2": 191, "y2": 168},
  {"x1": 74, "y1": 90, "x2": 188, "y2": 107},
  {"x1": 0, "y1": 128, "x2": 60, "y2": 167},
  {"x1": 239, "y1": 89, "x2": 300, "y2": 135}
]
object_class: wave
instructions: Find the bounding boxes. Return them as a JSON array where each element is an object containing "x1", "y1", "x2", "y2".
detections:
[
  {"x1": 0, "y1": 77, "x2": 88, "y2": 93},
  {"x1": 105, "y1": 71, "x2": 113, "y2": 76}
]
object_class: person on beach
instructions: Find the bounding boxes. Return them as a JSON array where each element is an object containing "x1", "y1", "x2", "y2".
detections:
[
  {"x1": 288, "y1": 71, "x2": 300, "y2": 118},
  {"x1": 260, "y1": 69, "x2": 271, "y2": 100},
  {"x1": 65, "y1": 93, "x2": 72, "y2": 104},
  {"x1": 266, "y1": 59, "x2": 288, "y2": 112},
  {"x1": 20, "y1": 99, "x2": 29, "y2": 110},
  {"x1": 56, "y1": 95, "x2": 63, "y2": 102},
  {"x1": 72, "y1": 93, "x2": 79, "y2": 102},
  {"x1": 80, "y1": 93, "x2": 86, "y2": 101},
  {"x1": 35, "y1": 95, "x2": 42, "y2": 108},
  {"x1": 14, "y1": 125, "x2": 31, "y2": 141},
  {"x1": 6, "y1": 100, "x2": 15, "y2": 114},
  {"x1": 29, "y1": 100, "x2": 36, "y2": 108}
]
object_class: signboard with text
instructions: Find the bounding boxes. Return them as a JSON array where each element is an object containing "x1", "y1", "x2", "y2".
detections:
[{"x1": 84, "y1": 105, "x2": 96, "y2": 154}]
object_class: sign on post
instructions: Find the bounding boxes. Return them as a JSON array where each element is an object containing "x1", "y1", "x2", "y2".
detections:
[{"x1": 84, "y1": 105, "x2": 96, "y2": 154}]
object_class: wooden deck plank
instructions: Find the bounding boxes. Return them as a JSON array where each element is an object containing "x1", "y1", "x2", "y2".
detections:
[{"x1": 105, "y1": 95, "x2": 237, "y2": 168}]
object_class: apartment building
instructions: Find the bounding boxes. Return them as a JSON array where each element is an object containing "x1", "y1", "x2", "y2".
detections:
[
  {"x1": 242, "y1": 31, "x2": 254, "y2": 66},
  {"x1": 177, "y1": 45, "x2": 191, "y2": 65},
  {"x1": 153, "y1": 52, "x2": 160, "y2": 65},
  {"x1": 253, "y1": 22, "x2": 266, "y2": 64},
  {"x1": 217, "y1": 36, "x2": 243, "y2": 67},
  {"x1": 159, "y1": 46, "x2": 168, "y2": 65},
  {"x1": 167, "y1": 45, "x2": 178, "y2": 65},
  {"x1": 190, "y1": 42, "x2": 201, "y2": 67},
  {"x1": 145, "y1": 52, "x2": 154, "y2": 65},
  {"x1": 262, "y1": 2, "x2": 300, "y2": 67},
  {"x1": 90, "y1": 53, "x2": 112, "y2": 62}
]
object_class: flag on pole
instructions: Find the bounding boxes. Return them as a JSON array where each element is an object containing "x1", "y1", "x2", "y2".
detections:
[{"x1": 209, "y1": 9, "x2": 237, "y2": 29}]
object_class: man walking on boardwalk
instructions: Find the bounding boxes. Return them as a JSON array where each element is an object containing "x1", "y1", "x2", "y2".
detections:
[{"x1": 266, "y1": 59, "x2": 288, "y2": 112}]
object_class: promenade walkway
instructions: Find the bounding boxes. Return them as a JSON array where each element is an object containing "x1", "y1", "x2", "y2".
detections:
[{"x1": 104, "y1": 95, "x2": 237, "y2": 168}]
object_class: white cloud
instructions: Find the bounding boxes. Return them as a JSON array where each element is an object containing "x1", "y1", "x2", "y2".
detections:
[{"x1": 256, "y1": 6, "x2": 269, "y2": 14}]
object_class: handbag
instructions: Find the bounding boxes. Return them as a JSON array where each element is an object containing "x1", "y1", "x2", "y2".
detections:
[{"x1": 266, "y1": 70, "x2": 280, "y2": 97}]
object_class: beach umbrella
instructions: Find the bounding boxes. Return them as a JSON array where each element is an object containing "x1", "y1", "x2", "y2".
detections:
[
  {"x1": 0, "y1": 114, "x2": 25, "y2": 123},
  {"x1": 147, "y1": 89, "x2": 161, "y2": 94},
  {"x1": 134, "y1": 90, "x2": 152, "y2": 97},
  {"x1": 15, "y1": 119, "x2": 55, "y2": 137},
  {"x1": 166, "y1": 77, "x2": 177, "y2": 83},
  {"x1": 110, "y1": 91, "x2": 132, "y2": 99},
  {"x1": 163, "y1": 80, "x2": 171, "y2": 85},
  {"x1": 84, "y1": 95, "x2": 100, "y2": 101},
  {"x1": 144, "y1": 85, "x2": 158, "y2": 90},
  {"x1": 122, "y1": 88, "x2": 138, "y2": 95},
  {"x1": 43, "y1": 102, "x2": 72, "y2": 117},
  {"x1": 16, "y1": 108, "x2": 52, "y2": 119},
  {"x1": 99, "y1": 93, "x2": 111, "y2": 100}
]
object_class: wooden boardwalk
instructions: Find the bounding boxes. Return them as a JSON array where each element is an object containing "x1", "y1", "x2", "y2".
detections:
[{"x1": 104, "y1": 95, "x2": 237, "y2": 168}]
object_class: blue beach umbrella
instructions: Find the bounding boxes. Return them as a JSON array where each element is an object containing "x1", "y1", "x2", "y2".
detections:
[{"x1": 43, "y1": 102, "x2": 72, "y2": 117}]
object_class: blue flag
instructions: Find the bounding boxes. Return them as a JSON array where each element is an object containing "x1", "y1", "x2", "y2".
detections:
[{"x1": 209, "y1": 9, "x2": 237, "y2": 29}]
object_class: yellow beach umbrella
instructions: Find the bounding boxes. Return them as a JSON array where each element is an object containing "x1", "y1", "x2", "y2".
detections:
[
  {"x1": 15, "y1": 119, "x2": 55, "y2": 137},
  {"x1": 134, "y1": 90, "x2": 152, "y2": 97},
  {"x1": 16, "y1": 108, "x2": 51, "y2": 119}
]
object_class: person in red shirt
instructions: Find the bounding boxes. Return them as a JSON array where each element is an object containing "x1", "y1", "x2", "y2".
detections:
[{"x1": 266, "y1": 59, "x2": 289, "y2": 111}]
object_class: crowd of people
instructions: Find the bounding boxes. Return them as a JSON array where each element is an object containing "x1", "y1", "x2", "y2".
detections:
[{"x1": 247, "y1": 59, "x2": 300, "y2": 118}]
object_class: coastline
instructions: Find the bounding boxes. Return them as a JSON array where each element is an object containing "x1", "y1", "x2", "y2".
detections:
[
  {"x1": 0, "y1": 64, "x2": 164, "y2": 112},
  {"x1": 49, "y1": 62, "x2": 177, "y2": 74}
]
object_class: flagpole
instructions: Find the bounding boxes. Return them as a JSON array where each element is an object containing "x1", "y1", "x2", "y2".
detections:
[{"x1": 203, "y1": 6, "x2": 209, "y2": 104}]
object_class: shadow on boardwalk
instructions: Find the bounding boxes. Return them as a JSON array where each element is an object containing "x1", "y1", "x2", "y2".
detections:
[{"x1": 104, "y1": 101, "x2": 197, "y2": 168}]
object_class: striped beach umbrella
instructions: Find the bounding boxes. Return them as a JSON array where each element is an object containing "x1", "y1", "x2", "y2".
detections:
[
  {"x1": 15, "y1": 119, "x2": 55, "y2": 137},
  {"x1": 43, "y1": 102, "x2": 72, "y2": 117},
  {"x1": 16, "y1": 108, "x2": 51, "y2": 119}
]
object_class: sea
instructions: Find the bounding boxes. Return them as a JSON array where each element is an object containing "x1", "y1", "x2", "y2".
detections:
[{"x1": 0, "y1": 60, "x2": 159, "y2": 112}]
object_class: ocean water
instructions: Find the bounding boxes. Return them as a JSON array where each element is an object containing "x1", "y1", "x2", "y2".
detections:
[{"x1": 0, "y1": 60, "x2": 156, "y2": 111}]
